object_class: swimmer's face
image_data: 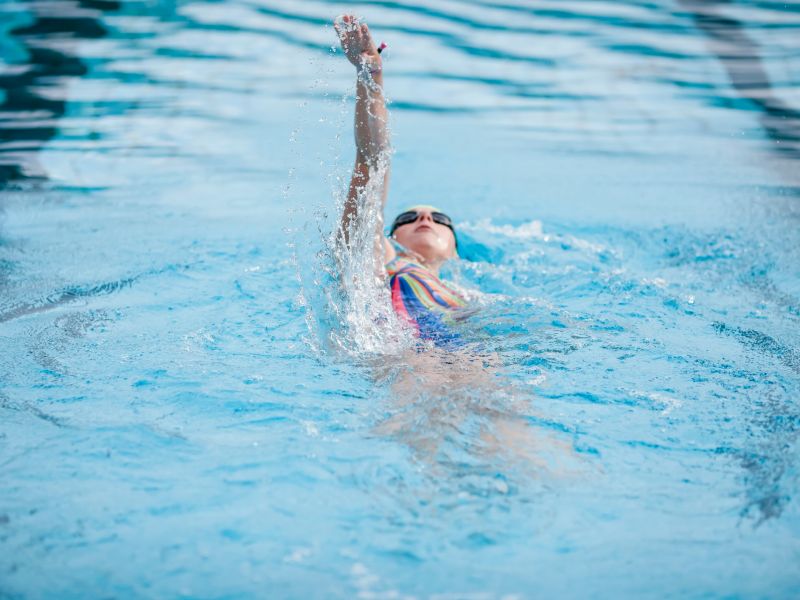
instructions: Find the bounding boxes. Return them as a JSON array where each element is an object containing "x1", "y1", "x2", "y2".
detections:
[{"x1": 392, "y1": 208, "x2": 457, "y2": 264}]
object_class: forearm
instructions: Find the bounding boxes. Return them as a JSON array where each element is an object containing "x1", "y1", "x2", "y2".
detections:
[
  {"x1": 354, "y1": 70, "x2": 389, "y2": 163},
  {"x1": 342, "y1": 68, "x2": 390, "y2": 242}
]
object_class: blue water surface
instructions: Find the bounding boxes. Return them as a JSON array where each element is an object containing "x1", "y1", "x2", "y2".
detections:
[{"x1": 1, "y1": 0, "x2": 799, "y2": 597}]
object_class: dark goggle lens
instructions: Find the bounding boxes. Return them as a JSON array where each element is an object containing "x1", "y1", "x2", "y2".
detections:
[
  {"x1": 431, "y1": 212, "x2": 453, "y2": 228},
  {"x1": 391, "y1": 210, "x2": 454, "y2": 232},
  {"x1": 392, "y1": 211, "x2": 419, "y2": 229}
]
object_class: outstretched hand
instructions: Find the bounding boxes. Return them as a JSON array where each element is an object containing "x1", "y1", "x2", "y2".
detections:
[{"x1": 334, "y1": 14, "x2": 381, "y2": 73}]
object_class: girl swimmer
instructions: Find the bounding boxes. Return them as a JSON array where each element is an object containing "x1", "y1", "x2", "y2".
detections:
[
  {"x1": 334, "y1": 15, "x2": 466, "y2": 346},
  {"x1": 332, "y1": 15, "x2": 583, "y2": 475}
]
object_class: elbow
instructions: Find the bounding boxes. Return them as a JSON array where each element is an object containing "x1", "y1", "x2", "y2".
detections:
[{"x1": 356, "y1": 141, "x2": 391, "y2": 166}]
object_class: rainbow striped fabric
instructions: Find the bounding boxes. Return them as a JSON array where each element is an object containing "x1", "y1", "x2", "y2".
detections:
[{"x1": 386, "y1": 256, "x2": 467, "y2": 345}]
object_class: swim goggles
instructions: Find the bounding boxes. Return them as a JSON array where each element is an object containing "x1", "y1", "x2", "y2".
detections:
[{"x1": 389, "y1": 210, "x2": 455, "y2": 235}]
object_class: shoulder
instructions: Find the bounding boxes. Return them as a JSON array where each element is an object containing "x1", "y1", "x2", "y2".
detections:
[{"x1": 386, "y1": 255, "x2": 412, "y2": 276}]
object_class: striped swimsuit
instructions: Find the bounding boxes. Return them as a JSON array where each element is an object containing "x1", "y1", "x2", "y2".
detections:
[{"x1": 386, "y1": 256, "x2": 467, "y2": 346}]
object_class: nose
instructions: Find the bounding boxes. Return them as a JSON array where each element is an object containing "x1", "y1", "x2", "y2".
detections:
[{"x1": 416, "y1": 211, "x2": 434, "y2": 223}]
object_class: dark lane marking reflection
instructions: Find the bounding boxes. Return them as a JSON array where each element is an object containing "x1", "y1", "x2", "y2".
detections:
[
  {"x1": 0, "y1": 0, "x2": 119, "y2": 188},
  {"x1": 679, "y1": 0, "x2": 800, "y2": 159}
]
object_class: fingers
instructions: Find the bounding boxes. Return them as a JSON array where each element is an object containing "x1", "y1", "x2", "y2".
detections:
[
  {"x1": 334, "y1": 14, "x2": 372, "y2": 38},
  {"x1": 334, "y1": 14, "x2": 380, "y2": 65},
  {"x1": 334, "y1": 15, "x2": 357, "y2": 55},
  {"x1": 333, "y1": 14, "x2": 350, "y2": 37},
  {"x1": 334, "y1": 14, "x2": 358, "y2": 33},
  {"x1": 360, "y1": 23, "x2": 377, "y2": 53}
]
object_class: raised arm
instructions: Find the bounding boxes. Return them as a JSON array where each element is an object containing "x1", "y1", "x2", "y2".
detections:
[{"x1": 334, "y1": 16, "x2": 395, "y2": 263}]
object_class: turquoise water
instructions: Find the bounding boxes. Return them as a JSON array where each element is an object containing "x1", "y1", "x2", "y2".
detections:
[{"x1": 1, "y1": 0, "x2": 799, "y2": 597}]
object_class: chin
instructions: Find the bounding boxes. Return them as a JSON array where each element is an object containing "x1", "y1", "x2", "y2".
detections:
[{"x1": 408, "y1": 240, "x2": 448, "y2": 258}]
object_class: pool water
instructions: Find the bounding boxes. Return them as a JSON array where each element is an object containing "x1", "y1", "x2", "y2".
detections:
[{"x1": 1, "y1": 0, "x2": 799, "y2": 597}]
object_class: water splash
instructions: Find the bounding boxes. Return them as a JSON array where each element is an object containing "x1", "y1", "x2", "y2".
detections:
[
  {"x1": 327, "y1": 156, "x2": 414, "y2": 357},
  {"x1": 288, "y1": 67, "x2": 412, "y2": 359}
]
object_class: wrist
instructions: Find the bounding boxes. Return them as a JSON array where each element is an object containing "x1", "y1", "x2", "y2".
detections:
[{"x1": 356, "y1": 54, "x2": 382, "y2": 76}]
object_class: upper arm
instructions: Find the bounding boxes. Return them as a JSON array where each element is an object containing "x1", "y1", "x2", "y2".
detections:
[{"x1": 342, "y1": 152, "x2": 392, "y2": 284}]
